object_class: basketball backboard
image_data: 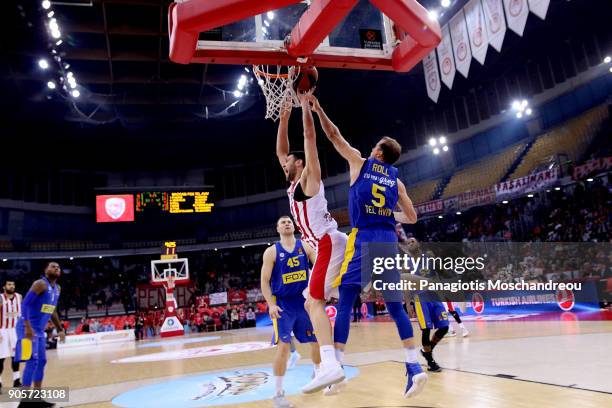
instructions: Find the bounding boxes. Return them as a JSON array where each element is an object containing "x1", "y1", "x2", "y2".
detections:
[
  {"x1": 169, "y1": 0, "x2": 441, "y2": 72},
  {"x1": 151, "y1": 258, "x2": 190, "y2": 286}
]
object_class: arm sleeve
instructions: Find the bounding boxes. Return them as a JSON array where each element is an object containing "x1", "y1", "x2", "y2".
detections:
[{"x1": 21, "y1": 290, "x2": 38, "y2": 321}]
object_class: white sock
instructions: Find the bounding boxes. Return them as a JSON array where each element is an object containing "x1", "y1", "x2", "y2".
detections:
[
  {"x1": 404, "y1": 347, "x2": 418, "y2": 363},
  {"x1": 320, "y1": 345, "x2": 337, "y2": 367},
  {"x1": 314, "y1": 363, "x2": 320, "y2": 371},
  {"x1": 274, "y1": 376, "x2": 284, "y2": 395},
  {"x1": 13, "y1": 371, "x2": 20, "y2": 380},
  {"x1": 335, "y1": 349, "x2": 345, "y2": 365},
  {"x1": 459, "y1": 323, "x2": 466, "y2": 329}
]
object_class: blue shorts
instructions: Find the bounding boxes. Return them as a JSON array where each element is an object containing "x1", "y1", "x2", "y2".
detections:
[
  {"x1": 334, "y1": 227, "x2": 402, "y2": 302},
  {"x1": 414, "y1": 294, "x2": 449, "y2": 330},
  {"x1": 15, "y1": 321, "x2": 46, "y2": 363},
  {"x1": 272, "y1": 296, "x2": 316, "y2": 344}
]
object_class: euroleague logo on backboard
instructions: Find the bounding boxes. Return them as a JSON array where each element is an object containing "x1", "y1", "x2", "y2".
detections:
[
  {"x1": 556, "y1": 289, "x2": 575, "y2": 311},
  {"x1": 471, "y1": 292, "x2": 485, "y2": 314}
]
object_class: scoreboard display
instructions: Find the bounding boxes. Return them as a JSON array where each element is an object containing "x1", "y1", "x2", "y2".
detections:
[{"x1": 96, "y1": 189, "x2": 214, "y2": 223}]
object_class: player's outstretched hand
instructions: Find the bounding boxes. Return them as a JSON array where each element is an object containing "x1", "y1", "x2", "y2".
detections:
[
  {"x1": 307, "y1": 93, "x2": 321, "y2": 114},
  {"x1": 280, "y1": 99, "x2": 292, "y2": 122},
  {"x1": 268, "y1": 304, "x2": 283, "y2": 319}
]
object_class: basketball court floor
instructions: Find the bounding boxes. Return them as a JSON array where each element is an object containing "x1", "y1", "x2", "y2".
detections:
[{"x1": 1, "y1": 315, "x2": 610, "y2": 408}]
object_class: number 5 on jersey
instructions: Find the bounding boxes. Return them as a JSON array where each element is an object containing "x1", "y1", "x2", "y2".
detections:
[
  {"x1": 372, "y1": 184, "x2": 386, "y2": 208},
  {"x1": 287, "y1": 256, "x2": 301, "y2": 267}
]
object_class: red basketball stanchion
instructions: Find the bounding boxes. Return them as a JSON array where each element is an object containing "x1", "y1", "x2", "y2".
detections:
[{"x1": 160, "y1": 277, "x2": 184, "y2": 337}]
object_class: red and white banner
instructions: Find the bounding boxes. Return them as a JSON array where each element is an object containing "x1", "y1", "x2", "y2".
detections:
[
  {"x1": 437, "y1": 25, "x2": 456, "y2": 90},
  {"x1": 96, "y1": 194, "x2": 135, "y2": 223},
  {"x1": 482, "y1": 0, "x2": 507, "y2": 52},
  {"x1": 423, "y1": 50, "x2": 441, "y2": 103},
  {"x1": 443, "y1": 196, "x2": 459, "y2": 213},
  {"x1": 528, "y1": 0, "x2": 550, "y2": 20},
  {"x1": 450, "y1": 10, "x2": 472, "y2": 78},
  {"x1": 465, "y1": 0, "x2": 489, "y2": 65},
  {"x1": 228, "y1": 289, "x2": 247, "y2": 303},
  {"x1": 416, "y1": 199, "x2": 444, "y2": 216},
  {"x1": 503, "y1": 0, "x2": 529, "y2": 36},
  {"x1": 458, "y1": 186, "x2": 497, "y2": 210},
  {"x1": 572, "y1": 156, "x2": 612, "y2": 180},
  {"x1": 495, "y1": 167, "x2": 559, "y2": 198}
]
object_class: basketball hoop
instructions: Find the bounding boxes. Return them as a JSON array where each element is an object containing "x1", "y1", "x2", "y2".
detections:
[{"x1": 253, "y1": 65, "x2": 300, "y2": 122}]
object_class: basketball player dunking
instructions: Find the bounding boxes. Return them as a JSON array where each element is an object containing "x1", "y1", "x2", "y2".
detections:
[
  {"x1": 307, "y1": 94, "x2": 428, "y2": 398},
  {"x1": 261, "y1": 216, "x2": 321, "y2": 408},
  {"x1": 15, "y1": 262, "x2": 65, "y2": 408},
  {"x1": 276, "y1": 96, "x2": 346, "y2": 393},
  {"x1": 0, "y1": 280, "x2": 22, "y2": 392}
]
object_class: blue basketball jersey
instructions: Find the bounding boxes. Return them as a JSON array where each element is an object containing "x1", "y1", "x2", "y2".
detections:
[
  {"x1": 21, "y1": 277, "x2": 60, "y2": 334},
  {"x1": 349, "y1": 158, "x2": 399, "y2": 230},
  {"x1": 270, "y1": 240, "x2": 309, "y2": 298}
]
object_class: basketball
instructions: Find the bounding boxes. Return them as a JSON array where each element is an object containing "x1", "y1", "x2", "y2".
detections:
[{"x1": 292, "y1": 66, "x2": 318, "y2": 94}]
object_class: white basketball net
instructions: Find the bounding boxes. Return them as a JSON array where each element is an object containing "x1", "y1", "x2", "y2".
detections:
[{"x1": 253, "y1": 65, "x2": 300, "y2": 121}]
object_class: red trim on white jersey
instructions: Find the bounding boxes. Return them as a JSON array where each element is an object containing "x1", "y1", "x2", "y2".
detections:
[
  {"x1": 287, "y1": 180, "x2": 338, "y2": 249},
  {"x1": 1, "y1": 293, "x2": 21, "y2": 329}
]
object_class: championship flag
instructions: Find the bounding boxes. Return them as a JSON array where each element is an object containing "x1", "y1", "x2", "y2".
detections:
[
  {"x1": 437, "y1": 25, "x2": 456, "y2": 90},
  {"x1": 503, "y1": 0, "x2": 529, "y2": 36},
  {"x1": 423, "y1": 50, "x2": 441, "y2": 103},
  {"x1": 528, "y1": 0, "x2": 550, "y2": 20},
  {"x1": 482, "y1": 0, "x2": 507, "y2": 52},
  {"x1": 450, "y1": 10, "x2": 472, "y2": 78},
  {"x1": 465, "y1": 0, "x2": 489, "y2": 65}
]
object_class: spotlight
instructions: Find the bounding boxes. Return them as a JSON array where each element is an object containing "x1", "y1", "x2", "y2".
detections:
[
  {"x1": 554, "y1": 187, "x2": 561, "y2": 191},
  {"x1": 99, "y1": 256, "x2": 103, "y2": 259},
  {"x1": 516, "y1": 112, "x2": 523, "y2": 119},
  {"x1": 609, "y1": 67, "x2": 612, "y2": 73},
  {"x1": 42, "y1": 0, "x2": 51, "y2": 10},
  {"x1": 237, "y1": 82, "x2": 244, "y2": 90},
  {"x1": 71, "y1": 89, "x2": 80, "y2": 98},
  {"x1": 433, "y1": 147, "x2": 440, "y2": 155},
  {"x1": 38, "y1": 59, "x2": 49, "y2": 69},
  {"x1": 441, "y1": 0, "x2": 451, "y2": 8},
  {"x1": 438, "y1": 136, "x2": 446, "y2": 144},
  {"x1": 502, "y1": 200, "x2": 508, "y2": 204},
  {"x1": 241, "y1": 245, "x2": 246, "y2": 249},
  {"x1": 527, "y1": 193, "x2": 534, "y2": 198},
  {"x1": 69, "y1": 256, "x2": 74, "y2": 260},
  {"x1": 428, "y1": 10, "x2": 439, "y2": 21},
  {"x1": 55, "y1": 40, "x2": 62, "y2": 46},
  {"x1": 456, "y1": 211, "x2": 462, "y2": 215},
  {"x1": 267, "y1": 242, "x2": 271, "y2": 246},
  {"x1": 512, "y1": 100, "x2": 520, "y2": 110},
  {"x1": 69, "y1": 81, "x2": 77, "y2": 89},
  {"x1": 47, "y1": 81, "x2": 56, "y2": 89},
  {"x1": 261, "y1": 26, "x2": 268, "y2": 34},
  {"x1": 214, "y1": 248, "x2": 218, "y2": 251},
  {"x1": 47, "y1": 11, "x2": 54, "y2": 18},
  {"x1": 521, "y1": 99, "x2": 528, "y2": 108},
  {"x1": 244, "y1": 67, "x2": 250, "y2": 73},
  {"x1": 429, "y1": 137, "x2": 437, "y2": 146},
  {"x1": 64, "y1": 63, "x2": 70, "y2": 69},
  {"x1": 257, "y1": 79, "x2": 264, "y2": 86},
  {"x1": 264, "y1": 20, "x2": 270, "y2": 27},
  {"x1": 233, "y1": 90, "x2": 242, "y2": 98},
  {"x1": 438, "y1": 215, "x2": 443, "y2": 219},
  {"x1": 51, "y1": 29, "x2": 61, "y2": 39},
  {"x1": 1, "y1": 259, "x2": 7, "y2": 262},
  {"x1": 586, "y1": 178, "x2": 593, "y2": 182},
  {"x1": 67, "y1": 71, "x2": 73, "y2": 78},
  {"x1": 442, "y1": 145, "x2": 449, "y2": 152},
  {"x1": 266, "y1": 11, "x2": 275, "y2": 19},
  {"x1": 239, "y1": 74, "x2": 247, "y2": 84},
  {"x1": 604, "y1": 56, "x2": 611, "y2": 64},
  {"x1": 525, "y1": 108, "x2": 532, "y2": 115}
]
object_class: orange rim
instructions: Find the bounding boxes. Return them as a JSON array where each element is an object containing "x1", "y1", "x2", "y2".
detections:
[{"x1": 253, "y1": 66, "x2": 294, "y2": 79}]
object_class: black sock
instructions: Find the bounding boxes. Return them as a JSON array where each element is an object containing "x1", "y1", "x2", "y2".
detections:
[{"x1": 422, "y1": 350, "x2": 434, "y2": 363}]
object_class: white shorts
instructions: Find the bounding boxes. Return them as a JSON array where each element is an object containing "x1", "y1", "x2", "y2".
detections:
[
  {"x1": 305, "y1": 230, "x2": 348, "y2": 301},
  {"x1": 0, "y1": 328, "x2": 18, "y2": 359}
]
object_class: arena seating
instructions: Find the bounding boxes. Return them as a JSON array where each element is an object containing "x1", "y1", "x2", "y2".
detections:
[
  {"x1": 442, "y1": 144, "x2": 525, "y2": 198},
  {"x1": 510, "y1": 105, "x2": 609, "y2": 179},
  {"x1": 406, "y1": 179, "x2": 440, "y2": 204}
]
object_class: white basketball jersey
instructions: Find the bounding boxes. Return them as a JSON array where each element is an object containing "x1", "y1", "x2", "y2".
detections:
[
  {"x1": 287, "y1": 180, "x2": 338, "y2": 249},
  {"x1": 0, "y1": 293, "x2": 22, "y2": 329}
]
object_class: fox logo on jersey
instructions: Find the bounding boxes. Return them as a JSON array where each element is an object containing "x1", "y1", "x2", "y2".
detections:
[{"x1": 282, "y1": 270, "x2": 307, "y2": 284}]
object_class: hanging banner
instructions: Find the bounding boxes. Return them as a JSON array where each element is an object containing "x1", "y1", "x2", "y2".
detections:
[
  {"x1": 423, "y1": 50, "x2": 441, "y2": 102},
  {"x1": 527, "y1": 0, "x2": 550, "y2": 20},
  {"x1": 495, "y1": 167, "x2": 559, "y2": 198},
  {"x1": 443, "y1": 196, "x2": 459, "y2": 213},
  {"x1": 209, "y1": 291, "x2": 228, "y2": 305},
  {"x1": 465, "y1": 0, "x2": 489, "y2": 65},
  {"x1": 437, "y1": 25, "x2": 456, "y2": 90},
  {"x1": 450, "y1": 10, "x2": 472, "y2": 78},
  {"x1": 572, "y1": 156, "x2": 612, "y2": 180},
  {"x1": 482, "y1": 0, "x2": 507, "y2": 52},
  {"x1": 503, "y1": 0, "x2": 529, "y2": 36},
  {"x1": 416, "y1": 199, "x2": 444, "y2": 216},
  {"x1": 458, "y1": 186, "x2": 497, "y2": 210}
]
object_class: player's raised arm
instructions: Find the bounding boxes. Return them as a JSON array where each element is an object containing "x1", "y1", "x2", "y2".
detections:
[
  {"x1": 260, "y1": 245, "x2": 282, "y2": 319},
  {"x1": 394, "y1": 180, "x2": 418, "y2": 224},
  {"x1": 308, "y1": 94, "x2": 364, "y2": 171},
  {"x1": 276, "y1": 107, "x2": 291, "y2": 169},
  {"x1": 299, "y1": 93, "x2": 321, "y2": 193}
]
